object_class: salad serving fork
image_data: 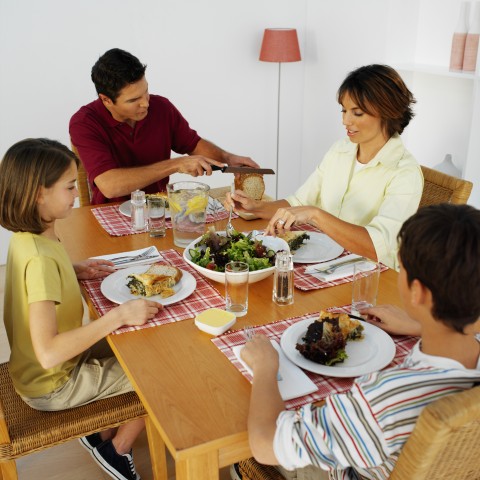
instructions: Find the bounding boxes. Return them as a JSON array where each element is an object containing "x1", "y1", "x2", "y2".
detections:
[
  {"x1": 110, "y1": 246, "x2": 156, "y2": 265},
  {"x1": 225, "y1": 183, "x2": 235, "y2": 238}
]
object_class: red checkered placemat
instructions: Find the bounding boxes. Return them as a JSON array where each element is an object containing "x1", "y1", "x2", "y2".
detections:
[
  {"x1": 289, "y1": 224, "x2": 390, "y2": 291},
  {"x1": 91, "y1": 201, "x2": 236, "y2": 237},
  {"x1": 81, "y1": 249, "x2": 225, "y2": 334},
  {"x1": 211, "y1": 304, "x2": 416, "y2": 410}
]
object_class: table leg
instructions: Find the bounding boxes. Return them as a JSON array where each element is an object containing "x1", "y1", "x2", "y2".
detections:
[
  {"x1": 175, "y1": 450, "x2": 219, "y2": 480},
  {"x1": 145, "y1": 417, "x2": 168, "y2": 480}
]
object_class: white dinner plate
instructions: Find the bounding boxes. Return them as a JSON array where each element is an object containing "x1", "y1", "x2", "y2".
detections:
[
  {"x1": 101, "y1": 265, "x2": 196, "y2": 306},
  {"x1": 292, "y1": 232, "x2": 344, "y2": 264},
  {"x1": 119, "y1": 200, "x2": 171, "y2": 219},
  {"x1": 280, "y1": 317, "x2": 396, "y2": 378}
]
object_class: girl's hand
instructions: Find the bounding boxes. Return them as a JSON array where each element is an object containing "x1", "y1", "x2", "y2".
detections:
[
  {"x1": 73, "y1": 259, "x2": 115, "y2": 280},
  {"x1": 114, "y1": 299, "x2": 162, "y2": 327},
  {"x1": 241, "y1": 334, "x2": 279, "y2": 375}
]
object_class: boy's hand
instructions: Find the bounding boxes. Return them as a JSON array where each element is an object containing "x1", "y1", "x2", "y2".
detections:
[
  {"x1": 241, "y1": 334, "x2": 279, "y2": 375},
  {"x1": 114, "y1": 299, "x2": 162, "y2": 327},
  {"x1": 361, "y1": 304, "x2": 421, "y2": 336}
]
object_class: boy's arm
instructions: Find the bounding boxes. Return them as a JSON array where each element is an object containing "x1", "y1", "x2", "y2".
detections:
[{"x1": 241, "y1": 335, "x2": 285, "y2": 464}]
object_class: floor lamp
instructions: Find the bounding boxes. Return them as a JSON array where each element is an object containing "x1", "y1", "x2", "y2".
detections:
[{"x1": 259, "y1": 28, "x2": 301, "y2": 199}]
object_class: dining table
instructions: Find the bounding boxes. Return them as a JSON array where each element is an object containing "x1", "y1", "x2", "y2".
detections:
[{"x1": 56, "y1": 201, "x2": 405, "y2": 480}]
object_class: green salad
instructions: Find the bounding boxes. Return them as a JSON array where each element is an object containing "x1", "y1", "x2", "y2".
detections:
[{"x1": 188, "y1": 229, "x2": 279, "y2": 272}]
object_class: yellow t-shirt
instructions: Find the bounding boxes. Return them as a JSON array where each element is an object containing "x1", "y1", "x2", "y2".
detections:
[
  {"x1": 4, "y1": 232, "x2": 83, "y2": 397},
  {"x1": 286, "y1": 134, "x2": 423, "y2": 270}
]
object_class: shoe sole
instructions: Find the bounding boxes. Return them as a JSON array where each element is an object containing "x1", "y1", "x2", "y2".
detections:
[
  {"x1": 91, "y1": 448, "x2": 140, "y2": 480},
  {"x1": 78, "y1": 436, "x2": 95, "y2": 452}
]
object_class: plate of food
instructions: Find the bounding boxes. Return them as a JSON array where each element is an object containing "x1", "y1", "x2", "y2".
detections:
[
  {"x1": 280, "y1": 311, "x2": 395, "y2": 377},
  {"x1": 100, "y1": 262, "x2": 196, "y2": 306},
  {"x1": 119, "y1": 193, "x2": 171, "y2": 219},
  {"x1": 280, "y1": 231, "x2": 344, "y2": 264}
]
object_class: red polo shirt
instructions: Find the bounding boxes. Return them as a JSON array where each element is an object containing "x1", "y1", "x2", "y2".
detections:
[{"x1": 69, "y1": 95, "x2": 201, "y2": 204}]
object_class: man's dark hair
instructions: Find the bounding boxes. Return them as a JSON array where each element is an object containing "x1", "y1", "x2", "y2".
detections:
[
  {"x1": 91, "y1": 48, "x2": 147, "y2": 102},
  {"x1": 398, "y1": 203, "x2": 480, "y2": 333},
  {"x1": 337, "y1": 64, "x2": 416, "y2": 138}
]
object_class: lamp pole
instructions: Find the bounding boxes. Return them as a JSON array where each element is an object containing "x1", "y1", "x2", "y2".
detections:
[{"x1": 275, "y1": 62, "x2": 281, "y2": 199}]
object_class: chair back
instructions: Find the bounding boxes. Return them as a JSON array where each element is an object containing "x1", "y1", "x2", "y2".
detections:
[
  {"x1": 390, "y1": 385, "x2": 480, "y2": 480},
  {"x1": 70, "y1": 143, "x2": 92, "y2": 207},
  {"x1": 419, "y1": 165, "x2": 473, "y2": 208}
]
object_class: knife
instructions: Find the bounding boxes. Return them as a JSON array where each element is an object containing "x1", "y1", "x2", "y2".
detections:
[{"x1": 211, "y1": 164, "x2": 275, "y2": 175}]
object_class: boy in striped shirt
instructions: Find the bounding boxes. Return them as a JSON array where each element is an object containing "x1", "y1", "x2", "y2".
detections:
[{"x1": 240, "y1": 203, "x2": 480, "y2": 480}]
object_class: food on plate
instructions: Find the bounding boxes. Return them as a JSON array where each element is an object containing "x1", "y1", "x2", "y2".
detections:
[
  {"x1": 278, "y1": 231, "x2": 310, "y2": 252},
  {"x1": 188, "y1": 229, "x2": 280, "y2": 272},
  {"x1": 146, "y1": 192, "x2": 169, "y2": 208},
  {"x1": 126, "y1": 262, "x2": 182, "y2": 298},
  {"x1": 296, "y1": 311, "x2": 364, "y2": 366},
  {"x1": 235, "y1": 173, "x2": 265, "y2": 200}
]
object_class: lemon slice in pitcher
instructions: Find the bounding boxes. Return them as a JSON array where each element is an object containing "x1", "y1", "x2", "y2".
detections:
[{"x1": 184, "y1": 195, "x2": 209, "y2": 215}]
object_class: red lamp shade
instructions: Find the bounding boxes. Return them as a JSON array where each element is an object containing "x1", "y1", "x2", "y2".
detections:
[{"x1": 259, "y1": 28, "x2": 301, "y2": 63}]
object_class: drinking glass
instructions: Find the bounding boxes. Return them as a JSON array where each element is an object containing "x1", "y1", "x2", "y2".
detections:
[
  {"x1": 351, "y1": 261, "x2": 381, "y2": 316},
  {"x1": 147, "y1": 197, "x2": 166, "y2": 237},
  {"x1": 225, "y1": 261, "x2": 249, "y2": 317}
]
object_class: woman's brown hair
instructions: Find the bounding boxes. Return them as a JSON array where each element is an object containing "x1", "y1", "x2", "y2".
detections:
[
  {"x1": 337, "y1": 64, "x2": 416, "y2": 138},
  {"x1": 0, "y1": 138, "x2": 78, "y2": 234}
]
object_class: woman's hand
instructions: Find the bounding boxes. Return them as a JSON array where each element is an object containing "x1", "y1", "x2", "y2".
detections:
[
  {"x1": 241, "y1": 334, "x2": 279, "y2": 375},
  {"x1": 360, "y1": 304, "x2": 421, "y2": 336},
  {"x1": 224, "y1": 190, "x2": 263, "y2": 214},
  {"x1": 73, "y1": 259, "x2": 115, "y2": 280},
  {"x1": 265, "y1": 206, "x2": 320, "y2": 236}
]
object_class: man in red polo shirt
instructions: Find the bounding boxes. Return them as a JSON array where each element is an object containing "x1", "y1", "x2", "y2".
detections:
[{"x1": 69, "y1": 48, "x2": 257, "y2": 205}]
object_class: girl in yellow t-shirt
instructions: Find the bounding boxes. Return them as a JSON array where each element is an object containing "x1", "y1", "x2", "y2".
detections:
[{"x1": 0, "y1": 138, "x2": 160, "y2": 480}]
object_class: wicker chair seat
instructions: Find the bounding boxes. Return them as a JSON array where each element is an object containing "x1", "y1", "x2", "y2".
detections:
[{"x1": 0, "y1": 362, "x2": 146, "y2": 462}]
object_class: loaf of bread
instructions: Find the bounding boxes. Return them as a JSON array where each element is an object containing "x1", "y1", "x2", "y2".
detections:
[
  {"x1": 234, "y1": 173, "x2": 265, "y2": 200},
  {"x1": 126, "y1": 262, "x2": 182, "y2": 298}
]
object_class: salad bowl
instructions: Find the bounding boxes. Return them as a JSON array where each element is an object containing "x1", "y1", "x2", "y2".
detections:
[{"x1": 183, "y1": 230, "x2": 289, "y2": 284}]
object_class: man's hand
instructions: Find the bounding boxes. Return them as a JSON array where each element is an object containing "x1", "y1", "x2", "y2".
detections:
[
  {"x1": 226, "y1": 153, "x2": 260, "y2": 169},
  {"x1": 177, "y1": 155, "x2": 225, "y2": 177}
]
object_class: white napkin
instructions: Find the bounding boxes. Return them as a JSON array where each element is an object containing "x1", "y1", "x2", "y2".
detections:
[
  {"x1": 304, "y1": 254, "x2": 375, "y2": 281},
  {"x1": 232, "y1": 340, "x2": 317, "y2": 401},
  {"x1": 90, "y1": 247, "x2": 161, "y2": 269}
]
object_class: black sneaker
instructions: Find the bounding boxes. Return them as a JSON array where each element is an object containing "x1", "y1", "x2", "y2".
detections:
[
  {"x1": 230, "y1": 463, "x2": 243, "y2": 480},
  {"x1": 92, "y1": 439, "x2": 140, "y2": 480},
  {"x1": 79, "y1": 432, "x2": 103, "y2": 451}
]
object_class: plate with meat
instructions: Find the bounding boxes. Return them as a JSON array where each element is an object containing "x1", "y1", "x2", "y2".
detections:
[{"x1": 280, "y1": 311, "x2": 395, "y2": 377}]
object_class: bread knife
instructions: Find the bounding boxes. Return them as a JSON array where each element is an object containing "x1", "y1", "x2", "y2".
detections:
[{"x1": 211, "y1": 165, "x2": 275, "y2": 174}]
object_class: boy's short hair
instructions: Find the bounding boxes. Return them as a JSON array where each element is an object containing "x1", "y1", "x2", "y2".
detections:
[
  {"x1": 0, "y1": 138, "x2": 78, "y2": 234},
  {"x1": 398, "y1": 203, "x2": 480, "y2": 333},
  {"x1": 91, "y1": 48, "x2": 147, "y2": 102}
]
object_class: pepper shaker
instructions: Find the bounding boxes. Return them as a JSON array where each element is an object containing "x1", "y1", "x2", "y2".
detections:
[
  {"x1": 131, "y1": 189, "x2": 147, "y2": 232},
  {"x1": 273, "y1": 251, "x2": 294, "y2": 305}
]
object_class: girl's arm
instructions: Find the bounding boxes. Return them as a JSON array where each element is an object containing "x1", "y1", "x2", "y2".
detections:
[{"x1": 29, "y1": 299, "x2": 160, "y2": 369}]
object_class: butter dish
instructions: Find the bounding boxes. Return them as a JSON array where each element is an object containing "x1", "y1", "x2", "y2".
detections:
[{"x1": 195, "y1": 308, "x2": 236, "y2": 336}]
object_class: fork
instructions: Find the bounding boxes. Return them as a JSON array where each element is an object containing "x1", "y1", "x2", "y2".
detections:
[
  {"x1": 313, "y1": 257, "x2": 366, "y2": 275},
  {"x1": 225, "y1": 183, "x2": 235, "y2": 238},
  {"x1": 110, "y1": 246, "x2": 156, "y2": 264}
]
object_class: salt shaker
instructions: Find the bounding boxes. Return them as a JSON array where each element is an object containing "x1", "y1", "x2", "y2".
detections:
[
  {"x1": 131, "y1": 190, "x2": 147, "y2": 232},
  {"x1": 273, "y1": 251, "x2": 294, "y2": 305}
]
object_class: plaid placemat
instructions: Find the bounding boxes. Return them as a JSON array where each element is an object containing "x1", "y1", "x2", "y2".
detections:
[
  {"x1": 81, "y1": 249, "x2": 225, "y2": 334},
  {"x1": 212, "y1": 304, "x2": 417, "y2": 410},
  {"x1": 91, "y1": 197, "x2": 236, "y2": 236},
  {"x1": 288, "y1": 224, "x2": 390, "y2": 291}
]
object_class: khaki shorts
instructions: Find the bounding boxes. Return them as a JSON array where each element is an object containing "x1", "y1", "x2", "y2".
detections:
[
  {"x1": 276, "y1": 465, "x2": 330, "y2": 480},
  {"x1": 22, "y1": 339, "x2": 133, "y2": 411}
]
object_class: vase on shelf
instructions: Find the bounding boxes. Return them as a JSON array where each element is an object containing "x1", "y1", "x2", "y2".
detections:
[
  {"x1": 433, "y1": 154, "x2": 462, "y2": 178},
  {"x1": 450, "y1": 1, "x2": 470, "y2": 71},
  {"x1": 463, "y1": 1, "x2": 480, "y2": 71}
]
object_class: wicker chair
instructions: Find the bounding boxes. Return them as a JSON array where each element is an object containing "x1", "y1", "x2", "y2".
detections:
[
  {"x1": 238, "y1": 385, "x2": 480, "y2": 480},
  {"x1": 70, "y1": 143, "x2": 92, "y2": 207},
  {"x1": 0, "y1": 362, "x2": 147, "y2": 479},
  {"x1": 419, "y1": 165, "x2": 473, "y2": 208}
]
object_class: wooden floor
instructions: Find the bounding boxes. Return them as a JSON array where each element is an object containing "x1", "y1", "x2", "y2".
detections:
[{"x1": 0, "y1": 265, "x2": 231, "y2": 480}]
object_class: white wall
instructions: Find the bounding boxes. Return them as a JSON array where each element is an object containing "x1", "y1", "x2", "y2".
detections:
[{"x1": 1, "y1": 0, "x2": 479, "y2": 264}]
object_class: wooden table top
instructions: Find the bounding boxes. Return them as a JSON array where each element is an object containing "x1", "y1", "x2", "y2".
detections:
[{"x1": 57, "y1": 204, "x2": 402, "y2": 471}]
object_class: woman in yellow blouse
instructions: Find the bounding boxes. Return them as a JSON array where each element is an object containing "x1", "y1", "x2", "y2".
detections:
[{"x1": 227, "y1": 64, "x2": 423, "y2": 270}]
